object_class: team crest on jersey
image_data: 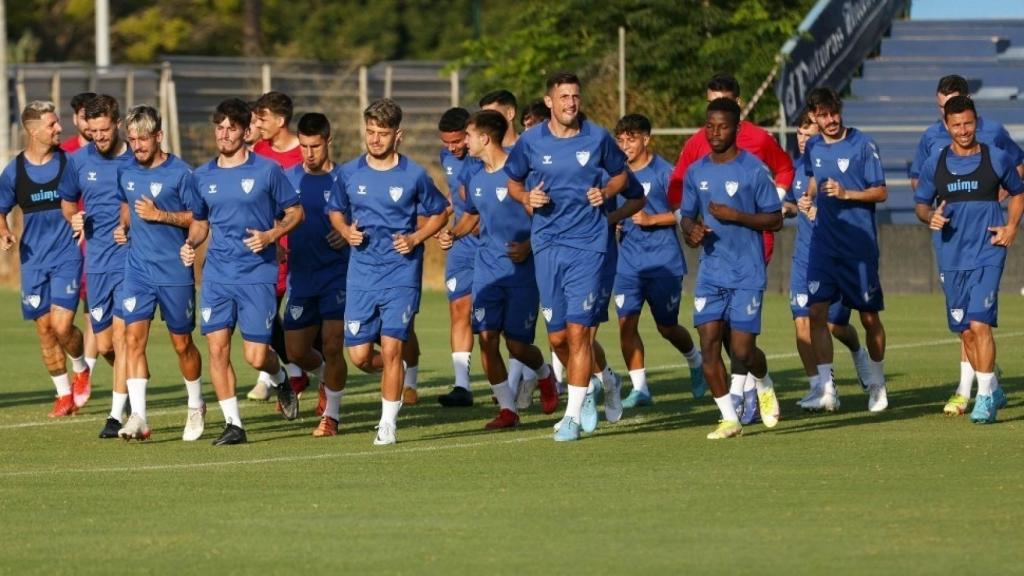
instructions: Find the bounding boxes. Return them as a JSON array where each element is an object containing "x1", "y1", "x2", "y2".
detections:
[
  {"x1": 474, "y1": 307, "x2": 485, "y2": 322},
  {"x1": 796, "y1": 293, "x2": 808, "y2": 308},
  {"x1": 91, "y1": 306, "x2": 104, "y2": 322},
  {"x1": 614, "y1": 294, "x2": 625, "y2": 309},
  {"x1": 938, "y1": 272, "x2": 944, "y2": 284},
  {"x1": 575, "y1": 150, "x2": 591, "y2": 166},
  {"x1": 389, "y1": 186, "x2": 403, "y2": 202},
  {"x1": 123, "y1": 297, "x2": 136, "y2": 313},
  {"x1": 241, "y1": 178, "x2": 255, "y2": 194},
  {"x1": 323, "y1": 189, "x2": 331, "y2": 203},
  {"x1": 725, "y1": 181, "x2": 739, "y2": 197},
  {"x1": 208, "y1": 184, "x2": 217, "y2": 194},
  {"x1": 347, "y1": 320, "x2": 361, "y2": 335},
  {"x1": 23, "y1": 294, "x2": 41, "y2": 309},
  {"x1": 950, "y1": 308, "x2": 964, "y2": 323},
  {"x1": 126, "y1": 181, "x2": 135, "y2": 192},
  {"x1": 357, "y1": 185, "x2": 367, "y2": 195},
  {"x1": 87, "y1": 171, "x2": 97, "y2": 181},
  {"x1": 837, "y1": 158, "x2": 850, "y2": 173},
  {"x1": 694, "y1": 297, "x2": 707, "y2": 313},
  {"x1": 150, "y1": 182, "x2": 162, "y2": 197},
  {"x1": 641, "y1": 182, "x2": 651, "y2": 196},
  {"x1": 542, "y1": 155, "x2": 553, "y2": 165},
  {"x1": 201, "y1": 307, "x2": 212, "y2": 323},
  {"x1": 699, "y1": 181, "x2": 709, "y2": 191},
  {"x1": 446, "y1": 277, "x2": 457, "y2": 292},
  {"x1": 542, "y1": 307, "x2": 553, "y2": 322},
  {"x1": 496, "y1": 187, "x2": 508, "y2": 202},
  {"x1": 289, "y1": 305, "x2": 303, "y2": 320},
  {"x1": 808, "y1": 281, "x2": 820, "y2": 295}
]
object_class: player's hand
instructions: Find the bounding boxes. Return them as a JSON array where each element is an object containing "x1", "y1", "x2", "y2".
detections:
[
  {"x1": 685, "y1": 223, "x2": 712, "y2": 247},
  {"x1": 797, "y1": 191, "x2": 813, "y2": 213},
  {"x1": 631, "y1": 210, "x2": 652, "y2": 226},
  {"x1": 70, "y1": 210, "x2": 86, "y2": 238},
  {"x1": 113, "y1": 224, "x2": 129, "y2": 245},
  {"x1": 586, "y1": 186, "x2": 605, "y2": 207},
  {"x1": 707, "y1": 201, "x2": 739, "y2": 223},
  {"x1": 528, "y1": 181, "x2": 549, "y2": 208},
  {"x1": 325, "y1": 229, "x2": 347, "y2": 250},
  {"x1": 929, "y1": 201, "x2": 949, "y2": 231},
  {"x1": 988, "y1": 224, "x2": 1017, "y2": 247},
  {"x1": 244, "y1": 228, "x2": 273, "y2": 253},
  {"x1": 134, "y1": 197, "x2": 160, "y2": 222},
  {"x1": 506, "y1": 240, "x2": 531, "y2": 263},
  {"x1": 393, "y1": 232, "x2": 416, "y2": 255},
  {"x1": 824, "y1": 178, "x2": 847, "y2": 200},
  {"x1": 180, "y1": 242, "x2": 196, "y2": 266},
  {"x1": 0, "y1": 231, "x2": 15, "y2": 251},
  {"x1": 346, "y1": 219, "x2": 365, "y2": 246},
  {"x1": 436, "y1": 229, "x2": 454, "y2": 250}
]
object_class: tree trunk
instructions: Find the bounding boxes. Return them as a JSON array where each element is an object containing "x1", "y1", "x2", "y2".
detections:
[{"x1": 243, "y1": 0, "x2": 262, "y2": 57}]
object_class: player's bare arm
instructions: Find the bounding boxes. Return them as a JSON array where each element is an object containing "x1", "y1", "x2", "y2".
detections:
[{"x1": 708, "y1": 201, "x2": 783, "y2": 231}]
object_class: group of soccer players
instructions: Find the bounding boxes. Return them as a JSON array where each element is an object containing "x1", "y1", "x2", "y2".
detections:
[{"x1": 1, "y1": 70, "x2": 1020, "y2": 445}]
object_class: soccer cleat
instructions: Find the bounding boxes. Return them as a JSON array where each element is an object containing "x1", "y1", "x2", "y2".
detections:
[
  {"x1": 621, "y1": 388, "x2": 652, "y2": 408},
  {"x1": 182, "y1": 404, "x2": 207, "y2": 441},
  {"x1": 48, "y1": 394, "x2": 78, "y2": 418},
  {"x1": 739, "y1": 391, "x2": 760, "y2": 425},
  {"x1": 706, "y1": 420, "x2": 742, "y2": 440},
  {"x1": 315, "y1": 383, "x2": 327, "y2": 417},
  {"x1": 580, "y1": 380, "x2": 599, "y2": 433},
  {"x1": 246, "y1": 379, "x2": 271, "y2": 402},
  {"x1": 690, "y1": 366, "x2": 707, "y2": 399},
  {"x1": 993, "y1": 386, "x2": 1007, "y2": 409},
  {"x1": 98, "y1": 417, "x2": 122, "y2": 438},
  {"x1": 212, "y1": 423, "x2": 247, "y2": 445},
  {"x1": 553, "y1": 416, "x2": 580, "y2": 441},
  {"x1": 276, "y1": 379, "x2": 299, "y2": 421},
  {"x1": 867, "y1": 383, "x2": 888, "y2": 412},
  {"x1": 804, "y1": 388, "x2": 840, "y2": 412},
  {"x1": 537, "y1": 371, "x2": 559, "y2": 414},
  {"x1": 943, "y1": 394, "x2": 968, "y2": 416},
  {"x1": 312, "y1": 416, "x2": 339, "y2": 437},
  {"x1": 290, "y1": 373, "x2": 310, "y2": 397},
  {"x1": 438, "y1": 386, "x2": 474, "y2": 407},
  {"x1": 373, "y1": 423, "x2": 396, "y2": 445},
  {"x1": 72, "y1": 368, "x2": 91, "y2": 408},
  {"x1": 970, "y1": 394, "x2": 996, "y2": 424},
  {"x1": 515, "y1": 376, "x2": 539, "y2": 411},
  {"x1": 797, "y1": 386, "x2": 821, "y2": 408},
  {"x1": 603, "y1": 371, "x2": 623, "y2": 423},
  {"x1": 485, "y1": 408, "x2": 520, "y2": 430},
  {"x1": 118, "y1": 413, "x2": 151, "y2": 441},
  {"x1": 853, "y1": 349, "x2": 871, "y2": 391},
  {"x1": 758, "y1": 388, "x2": 781, "y2": 429},
  {"x1": 402, "y1": 387, "x2": 419, "y2": 405}
]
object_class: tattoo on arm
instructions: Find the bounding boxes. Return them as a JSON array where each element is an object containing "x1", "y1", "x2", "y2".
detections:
[{"x1": 157, "y1": 210, "x2": 193, "y2": 229}]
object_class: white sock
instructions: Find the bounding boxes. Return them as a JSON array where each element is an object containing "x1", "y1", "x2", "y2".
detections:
[
  {"x1": 507, "y1": 358, "x2": 524, "y2": 391},
  {"x1": 535, "y1": 363, "x2": 551, "y2": 380},
  {"x1": 729, "y1": 374, "x2": 746, "y2": 397},
  {"x1": 68, "y1": 354, "x2": 88, "y2": 373},
  {"x1": 324, "y1": 387, "x2": 344, "y2": 421},
  {"x1": 110, "y1": 391, "x2": 128, "y2": 422},
  {"x1": 52, "y1": 373, "x2": 71, "y2": 397},
  {"x1": 491, "y1": 381, "x2": 516, "y2": 412},
  {"x1": 714, "y1": 394, "x2": 740, "y2": 423},
  {"x1": 126, "y1": 378, "x2": 147, "y2": 420},
  {"x1": 957, "y1": 361, "x2": 974, "y2": 398},
  {"x1": 275, "y1": 368, "x2": 287, "y2": 386},
  {"x1": 551, "y1": 350, "x2": 564, "y2": 384},
  {"x1": 977, "y1": 372, "x2": 994, "y2": 396},
  {"x1": 219, "y1": 396, "x2": 243, "y2": 428},
  {"x1": 85, "y1": 356, "x2": 97, "y2": 372},
  {"x1": 628, "y1": 368, "x2": 648, "y2": 394},
  {"x1": 404, "y1": 365, "x2": 419, "y2": 389},
  {"x1": 684, "y1": 347, "x2": 702, "y2": 367},
  {"x1": 743, "y1": 373, "x2": 756, "y2": 392},
  {"x1": 284, "y1": 362, "x2": 302, "y2": 379},
  {"x1": 868, "y1": 359, "x2": 885, "y2": 386},
  {"x1": 259, "y1": 370, "x2": 277, "y2": 388},
  {"x1": 381, "y1": 398, "x2": 402, "y2": 427},
  {"x1": 817, "y1": 363, "x2": 835, "y2": 393},
  {"x1": 565, "y1": 384, "x2": 586, "y2": 421},
  {"x1": 809, "y1": 374, "x2": 821, "y2": 392},
  {"x1": 754, "y1": 373, "x2": 773, "y2": 393},
  {"x1": 452, "y1": 351, "x2": 472, "y2": 391},
  {"x1": 184, "y1": 378, "x2": 203, "y2": 409}
]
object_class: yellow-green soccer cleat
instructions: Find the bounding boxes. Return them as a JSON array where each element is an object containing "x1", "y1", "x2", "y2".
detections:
[
  {"x1": 943, "y1": 394, "x2": 968, "y2": 416},
  {"x1": 706, "y1": 420, "x2": 742, "y2": 440}
]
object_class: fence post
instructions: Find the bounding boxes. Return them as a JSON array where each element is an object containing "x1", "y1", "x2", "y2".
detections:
[
  {"x1": 777, "y1": 100, "x2": 787, "y2": 149},
  {"x1": 14, "y1": 68, "x2": 26, "y2": 151},
  {"x1": 50, "y1": 70, "x2": 61, "y2": 110},
  {"x1": 450, "y1": 69, "x2": 459, "y2": 107},
  {"x1": 384, "y1": 65, "x2": 393, "y2": 99},
  {"x1": 159, "y1": 62, "x2": 171, "y2": 152},
  {"x1": 125, "y1": 69, "x2": 135, "y2": 109},
  {"x1": 261, "y1": 62, "x2": 272, "y2": 94},
  {"x1": 167, "y1": 79, "x2": 181, "y2": 157},
  {"x1": 359, "y1": 65, "x2": 368, "y2": 134},
  {"x1": 618, "y1": 26, "x2": 626, "y2": 118}
]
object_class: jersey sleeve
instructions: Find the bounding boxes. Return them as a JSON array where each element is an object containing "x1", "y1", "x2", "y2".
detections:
[
  {"x1": 59, "y1": 154, "x2": 81, "y2": 202},
  {"x1": 270, "y1": 165, "x2": 301, "y2": 213},
  {"x1": 600, "y1": 130, "x2": 627, "y2": 177},
  {"x1": 752, "y1": 165, "x2": 782, "y2": 213},
  {"x1": 179, "y1": 169, "x2": 198, "y2": 213},
  {"x1": 0, "y1": 164, "x2": 16, "y2": 214},
  {"x1": 909, "y1": 131, "x2": 932, "y2": 180},
  {"x1": 620, "y1": 169, "x2": 644, "y2": 200},
  {"x1": 326, "y1": 174, "x2": 350, "y2": 216},
  {"x1": 462, "y1": 182, "x2": 478, "y2": 215},
  {"x1": 994, "y1": 125, "x2": 1024, "y2": 168},
  {"x1": 667, "y1": 134, "x2": 703, "y2": 208},
  {"x1": 994, "y1": 148, "x2": 1024, "y2": 197},
  {"x1": 115, "y1": 166, "x2": 127, "y2": 203},
  {"x1": 504, "y1": 138, "x2": 531, "y2": 182},
  {"x1": 913, "y1": 153, "x2": 940, "y2": 206},
  {"x1": 190, "y1": 173, "x2": 209, "y2": 221},
  {"x1": 680, "y1": 168, "x2": 700, "y2": 219},
  {"x1": 861, "y1": 138, "x2": 886, "y2": 188},
  {"x1": 417, "y1": 172, "x2": 447, "y2": 217}
]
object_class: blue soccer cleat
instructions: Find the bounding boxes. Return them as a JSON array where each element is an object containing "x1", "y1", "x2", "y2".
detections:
[
  {"x1": 621, "y1": 388, "x2": 653, "y2": 408},
  {"x1": 581, "y1": 378, "x2": 599, "y2": 433},
  {"x1": 993, "y1": 386, "x2": 1007, "y2": 409},
  {"x1": 690, "y1": 366, "x2": 707, "y2": 399},
  {"x1": 553, "y1": 416, "x2": 581, "y2": 441},
  {"x1": 970, "y1": 394, "x2": 996, "y2": 424}
]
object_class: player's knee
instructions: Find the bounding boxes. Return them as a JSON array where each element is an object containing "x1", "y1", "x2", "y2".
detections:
[
  {"x1": 655, "y1": 323, "x2": 676, "y2": 339},
  {"x1": 171, "y1": 335, "x2": 194, "y2": 357}
]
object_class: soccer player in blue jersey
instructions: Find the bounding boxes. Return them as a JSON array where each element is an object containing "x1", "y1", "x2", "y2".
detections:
[
  {"x1": 448, "y1": 109, "x2": 560, "y2": 428},
  {"x1": 180, "y1": 98, "x2": 304, "y2": 445},
  {"x1": 328, "y1": 99, "x2": 448, "y2": 446},
  {"x1": 611, "y1": 114, "x2": 704, "y2": 409},
  {"x1": 505, "y1": 71, "x2": 635, "y2": 441},
  {"x1": 282, "y1": 112, "x2": 350, "y2": 437},
  {"x1": 110, "y1": 105, "x2": 204, "y2": 441},
  {"x1": 0, "y1": 101, "x2": 90, "y2": 417},
  {"x1": 914, "y1": 95, "x2": 1023, "y2": 423},
  {"x1": 60, "y1": 95, "x2": 137, "y2": 438},
  {"x1": 797, "y1": 87, "x2": 888, "y2": 413},
  {"x1": 782, "y1": 111, "x2": 873, "y2": 409},
  {"x1": 679, "y1": 98, "x2": 783, "y2": 440}
]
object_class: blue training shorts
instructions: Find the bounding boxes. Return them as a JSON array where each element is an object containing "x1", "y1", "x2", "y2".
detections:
[
  {"x1": 86, "y1": 270, "x2": 124, "y2": 332},
  {"x1": 534, "y1": 244, "x2": 605, "y2": 333},
  {"x1": 344, "y1": 286, "x2": 420, "y2": 346},
  {"x1": 613, "y1": 273, "x2": 683, "y2": 327},
  {"x1": 120, "y1": 272, "x2": 196, "y2": 334},
  {"x1": 20, "y1": 260, "x2": 81, "y2": 321},
  {"x1": 200, "y1": 281, "x2": 276, "y2": 344},
  {"x1": 693, "y1": 281, "x2": 764, "y2": 335},
  {"x1": 940, "y1": 266, "x2": 1001, "y2": 333}
]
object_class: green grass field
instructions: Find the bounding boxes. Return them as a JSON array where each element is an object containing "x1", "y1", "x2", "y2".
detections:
[{"x1": 1, "y1": 288, "x2": 1022, "y2": 575}]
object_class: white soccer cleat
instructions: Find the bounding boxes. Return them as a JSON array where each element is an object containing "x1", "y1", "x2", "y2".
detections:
[
  {"x1": 867, "y1": 383, "x2": 888, "y2": 412},
  {"x1": 757, "y1": 376, "x2": 780, "y2": 428},
  {"x1": 603, "y1": 372, "x2": 623, "y2": 423},
  {"x1": 117, "y1": 413, "x2": 151, "y2": 441},
  {"x1": 515, "y1": 375, "x2": 538, "y2": 411},
  {"x1": 796, "y1": 386, "x2": 821, "y2": 408},
  {"x1": 182, "y1": 403, "x2": 207, "y2": 441},
  {"x1": 804, "y1": 388, "x2": 840, "y2": 412},
  {"x1": 373, "y1": 423, "x2": 396, "y2": 446}
]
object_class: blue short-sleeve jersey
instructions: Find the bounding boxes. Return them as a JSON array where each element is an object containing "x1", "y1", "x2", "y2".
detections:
[
  {"x1": 0, "y1": 152, "x2": 81, "y2": 270},
  {"x1": 191, "y1": 153, "x2": 300, "y2": 285},
  {"x1": 910, "y1": 117, "x2": 1024, "y2": 179},
  {"x1": 680, "y1": 151, "x2": 780, "y2": 289},
  {"x1": 504, "y1": 119, "x2": 627, "y2": 254},
  {"x1": 284, "y1": 163, "x2": 350, "y2": 297},
  {"x1": 463, "y1": 162, "x2": 533, "y2": 286},
  {"x1": 60, "y1": 144, "x2": 135, "y2": 274},
  {"x1": 617, "y1": 155, "x2": 686, "y2": 278},
  {"x1": 805, "y1": 128, "x2": 886, "y2": 261},
  {"x1": 915, "y1": 145, "x2": 1024, "y2": 270},
  {"x1": 117, "y1": 154, "x2": 195, "y2": 286},
  {"x1": 328, "y1": 154, "x2": 447, "y2": 290},
  {"x1": 784, "y1": 154, "x2": 813, "y2": 269}
]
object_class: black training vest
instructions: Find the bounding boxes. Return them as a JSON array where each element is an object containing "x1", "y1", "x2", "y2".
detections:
[
  {"x1": 934, "y1": 143, "x2": 1000, "y2": 204},
  {"x1": 15, "y1": 149, "x2": 67, "y2": 214}
]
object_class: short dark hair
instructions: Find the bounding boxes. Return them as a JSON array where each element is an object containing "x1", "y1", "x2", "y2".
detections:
[
  {"x1": 255, "y1": 91, "x2": 294, "y2": 125},
  {"x1": 546, "y1": 71, "x2": 580, "y2": 92},
  {"x1": 84, "y1": 94, "x2": 120, "y2": 122},
  {"x1": 438, "y1": 107, "x2": 470, "y2": 133},
  {"x1": 364, "y1": 98, "x2": 402, "y2": 129},
  {"x1": 521, "y1": 99, "x2": 550, "y2": 126},
  {"x1": 937, "y1": 75, "x2": 969, "y2": 97},
  {"x1": 707, "y1": 73, "x2": 740, "y2": 98},
  {"x1": 614, "y1": 113, "x2": 652, "y2": 136},
  {"x1": 943, "y1": 94, "x2": 977, "y2": 119},
  {"x1": 479, "y1": 89, "x2": 518, "y2": 111},
  {"x1": 806, "y1": 87, "x2": 843, "y2": 115},
  {"x1": 70, "y1": 92, "x2": 96, "y2": 113},
  {"x1": 297, "y1": 113, "x2": 331, "y2": 139},
  {"x1": 706, "y1": 97, "x2": 741, "y2": 125},
  {"x1": 467, "y1": 110, "x2": 508, "y2": 144},
  {"x1": 212, "y1": 98, "x2": 251, "y2": 129},
  {"x1": 797, "y1": 108, "x2": 815, "y2": 128}
]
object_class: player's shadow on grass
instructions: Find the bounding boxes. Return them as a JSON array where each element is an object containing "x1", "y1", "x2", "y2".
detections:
[{"x1": 0, "y1": 389, "x2": 55, "y2": 409}]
